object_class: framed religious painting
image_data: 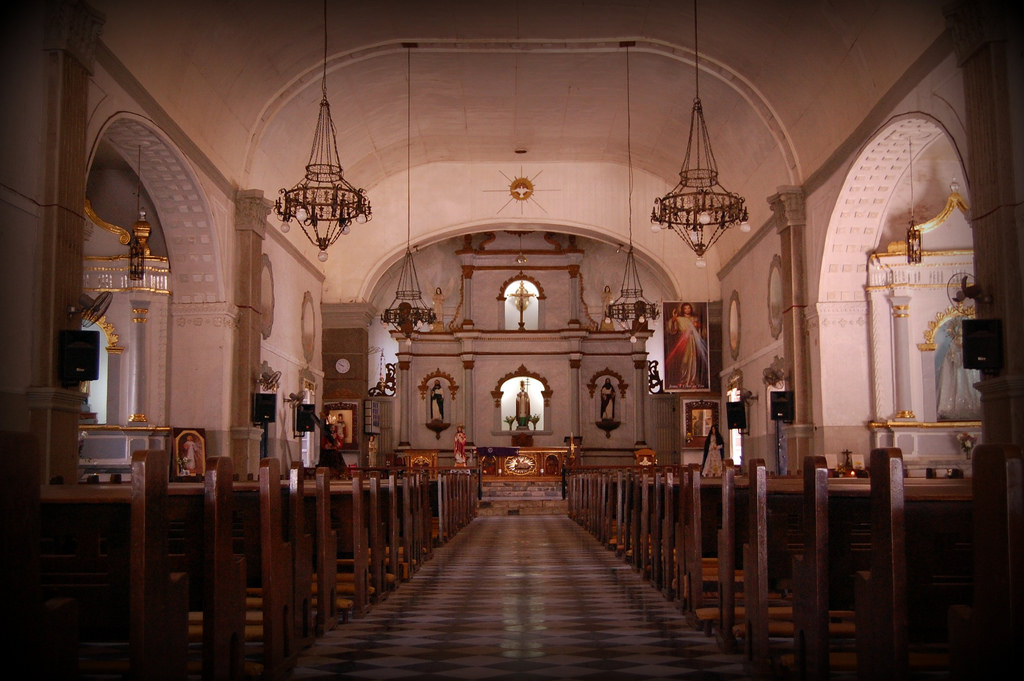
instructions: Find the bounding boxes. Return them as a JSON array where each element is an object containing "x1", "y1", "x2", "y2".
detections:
[
  {"x1": 323, "y1": 401, "x2": 358, "y2": 450},
  {"x1": 683, "y1": 400, "x2": 718, "y2": 448},
  {"x1": 662, "y1": 301, "x2": 712, "y2": 392},
  {"x1": 171, "y1": 427, "x2": 206, "y2": 480}
]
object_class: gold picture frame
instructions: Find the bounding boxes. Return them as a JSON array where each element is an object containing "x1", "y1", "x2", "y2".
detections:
[{"x1": 684, "y1": 400, "x2": 718, "y2": 448}]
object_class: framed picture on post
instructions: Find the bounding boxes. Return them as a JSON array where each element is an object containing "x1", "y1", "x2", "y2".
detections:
[
  {"x1": 683, "y1": 400, "x2": 718, "y2": 448},
  {"x1": 323, "y1": 401, "x2": 358, "y2": 450},
  {"x1": 171, "y1": 427, "x2": 206, "y2": 480}
]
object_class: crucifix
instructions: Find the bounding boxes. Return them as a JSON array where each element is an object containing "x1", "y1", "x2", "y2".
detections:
[{"x1": 509, "y1": 280, "x2": 535, "y2": 330}]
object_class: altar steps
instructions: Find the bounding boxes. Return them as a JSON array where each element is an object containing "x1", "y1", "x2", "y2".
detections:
[{"x1": 478, "y1": 478, "x2": 566, "y2": 516}]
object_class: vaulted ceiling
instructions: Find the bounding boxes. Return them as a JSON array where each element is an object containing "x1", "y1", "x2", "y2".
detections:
[{"x1": 88, "y1": 0, "x2": 950, "y2": 274}]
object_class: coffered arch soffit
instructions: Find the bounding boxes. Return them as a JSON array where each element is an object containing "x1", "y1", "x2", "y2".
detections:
[{"x1": 89, "y1": 115, "x2": 224, "y2": 304}]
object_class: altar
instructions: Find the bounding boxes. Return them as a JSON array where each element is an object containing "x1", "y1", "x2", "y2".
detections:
[{"x1": 476, "y1": 446, "x2": 574, "y2": 477}]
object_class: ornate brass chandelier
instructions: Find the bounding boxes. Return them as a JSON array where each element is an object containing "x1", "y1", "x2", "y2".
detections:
[
  {"x1": 381, "y1": 47, "x2": 436, "y2": 337},
  {"x1": 651, "y1": 0, "x2": 748, "y2": 268},
  {"x1": 607, "y1": 43, "x2": 660, "y2": 335},
  {"x1": 905, "y1": 135, "x2": 922, "y2": 264},
  {"x1": 128, "y1": 145, "x2": 150, "y2": 281},
  {"x1": 274, "y1": 0, "x2": 371, "y2": 262}
]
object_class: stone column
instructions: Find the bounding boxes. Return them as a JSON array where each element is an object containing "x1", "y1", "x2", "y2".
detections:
[
  {"x1": 631, "y1": 331, "x2": 653, "y2": 446},
  {"x1": 945, "y1": 0, "x2": 1024, "y2": 448},
  {"x1": 26, "y1": 1, "x2": 103, "y2": 482},
  {"x1": 567, "y1": 265, "x2": 582, "y2": 327},
  {"x1": 229, "y1": 190, "x2": 269, "y2": 477},
  {"x1": 460, "y1": 265, "x2": 475, "y2": 328},
  {"x1": 127, "y1": 299, "x2": 150, "y2": 424},
  {"x1": 461, "y1": 357, "x2": 476, "y2": 445},
  {"x1": 888, "y1": 295, "x2": 915, "y2": 420},
  {"x1": 397, "y1": 342, "x2": 412, "y2": 448},
  {"x1": 769, "y1": 188, "x2": 813, "y2": 473},
  {"x1": 569, "y1": 355, "x2": 582, "y2": 436}
]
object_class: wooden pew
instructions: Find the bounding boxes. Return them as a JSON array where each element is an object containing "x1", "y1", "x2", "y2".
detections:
[
  {"x1": 311, "y1": 466, "x2": 341, "y2": 633},
  {"x1": 1, "y1": 430, "x2": 77, "y2": 681},
  {"x1": 231, "y1": 457, "x2": 297, "y2": 680},
  {"x1": 853, "y1": 448, "x2": 973, "y2": 680},
  {"x1": 39, "y1": 449, "x2": 190, "y2": 680},
  {"x1": 948, "y1": 443, "x2": 1022, "y2": 680},
  {"x1": 167, "y1": 456, "x2": 248, "y2": 681},
  {"x1": 287, "y1": 463, "x2": 315, "y2": 649}
]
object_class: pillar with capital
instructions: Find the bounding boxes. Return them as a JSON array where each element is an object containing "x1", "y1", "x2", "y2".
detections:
[
  {"x1": 127, "y1": 300, "x2": 150, "y2": 424},
  {"x1": 631, "y1": 331, "x2": 652, "y2": 446},
  {"x1": 888, "y1": 294, "x2": 915, "y2": 420},
  {"x1": 769, "y1": 187, "x2": 814, "y2": 473},
  {"x1": 229, "y1": 190, "x2": 269, "y2": 477},
  {"x1": 944, "y1": 0, "x2": 1024, "y2": 448}
]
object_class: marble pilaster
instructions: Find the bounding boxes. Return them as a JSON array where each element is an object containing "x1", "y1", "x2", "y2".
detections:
[{"x1": 769, "y1": 188, "x2": 813, "y2": 472}]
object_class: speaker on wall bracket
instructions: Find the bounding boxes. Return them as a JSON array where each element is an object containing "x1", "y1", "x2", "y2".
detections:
[
  {"x1": 252, "y1": 392, "x2": 277, "y2": 425},
  {"x1": 770, "y1": 390, "x2": 794, "y2": 423},
  {"x1": 725, "y1": 401, "x2": 747, "y2": 432},
  {"x1": 294, "y1": 403, "x2": 316, "y2": 436},
  {"x1": 59, "y1": 329, "x2": 100, "y2": 386},
  {"x1": 962, "y1": 318, "x2": 1003, "y2": 374}
]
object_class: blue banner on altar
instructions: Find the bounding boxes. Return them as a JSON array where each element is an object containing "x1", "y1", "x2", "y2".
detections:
[{"x1": 477, "y1": 446, "x2": 519, "y2": 457}]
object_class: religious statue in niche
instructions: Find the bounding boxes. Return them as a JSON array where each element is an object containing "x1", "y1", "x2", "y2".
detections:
[
  {"x1": 515, "y1": 379, "x2": 531, "y2": 428},
  {"x1": 596, "y1": 377, "x2": 621, "y2": 438},
  {"x1": 430, "y1": 380, "x2": 445, "y2": 421},
  {"x1": 426, "y1": 379, "x2": 451, "y2": 439}
]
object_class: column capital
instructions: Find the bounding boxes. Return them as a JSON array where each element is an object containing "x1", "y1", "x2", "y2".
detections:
[
  {"x1": 768, "y1": 186, "x2": 806, "y2": 230},
  {"x1": 234, "y1": 189, "x2": 271, "y2": 237},
  {"x1": 45, "y1": 0, "x2": 105, "y2": 73},
  {"x1": 944, "y1": 0, "x2": 1010, "y2": 65}
]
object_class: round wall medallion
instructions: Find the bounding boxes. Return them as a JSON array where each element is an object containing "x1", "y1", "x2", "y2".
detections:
[
  {"x1": 768, "y1": 255, "x2": 784, "y2": 340},
  {"x1": 260, "y1": 255, "x2": 274, "y2": 339},
  {"x1": 729, "y1": 291, "x2": 741, "y2": 360},
  {"x1": 300, "y1": 291, "x2": 315, "y2": 362}
]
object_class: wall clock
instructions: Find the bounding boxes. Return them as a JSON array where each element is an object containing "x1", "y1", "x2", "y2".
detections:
[{"x1": 335, "y1": 358, "x2": 350, "y2": 375}]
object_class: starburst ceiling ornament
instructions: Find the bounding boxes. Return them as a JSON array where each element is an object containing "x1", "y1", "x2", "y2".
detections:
[
  {"x1": 651, "y1": 0, "x2": 749, "y2": 268},
  {"x1": 274, "y1": 0, "x2": 371, "y2": 262},
  {"x1": 381, "y1": 47, "x2": 436, "y2": 337},
  {"x1": 607, "y1": 43, "x2": 659, "y2": 339}
]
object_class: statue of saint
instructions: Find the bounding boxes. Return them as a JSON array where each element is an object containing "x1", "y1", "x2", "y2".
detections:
[
  {"x1": 600, "y1": 378, "x2": 615, "y2": 421},
  {"x1": 432, "y1": 287, "x2": 445, "y2": 331},
  {"x1": 430, "y1": 380, "x2": 444, "y2": 421},
  {"x1": 515, "y1": 380, "x2": 531, "y2": 427},
  {"x1": 453, "y1": 424, "x2": 467, "y2": 466}
]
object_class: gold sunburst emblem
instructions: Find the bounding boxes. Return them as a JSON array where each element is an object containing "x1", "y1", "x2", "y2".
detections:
[{"x1": 509, "y1": 177, "x2": 534, "y2": 201}]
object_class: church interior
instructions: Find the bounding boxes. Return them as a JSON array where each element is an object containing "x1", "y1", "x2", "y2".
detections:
[{"x1": 1, "y1": 0, "x2": 1021, "y2": 678}]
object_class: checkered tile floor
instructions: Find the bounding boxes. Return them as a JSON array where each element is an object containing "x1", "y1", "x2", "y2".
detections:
[{"x1": 292, "y1": 515, "x2": 752, "y2": 680}]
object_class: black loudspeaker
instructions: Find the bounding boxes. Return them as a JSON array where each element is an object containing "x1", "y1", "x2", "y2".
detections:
[
  {"x1": 59, "y1": 330, "x2": 100, "y2": 384},
  {"x1": 770, "y1": 390, "x2": 794, "y2": 422},
  {"x1": 725, "y1": 401, "x2": 747, "y2": 431},
  {"x1": 962, "y1": 318, "x2": 1003, "y2": 372},
  {"x1": 252, "y1": 393, "x2": 276, "y2": 424},
  {"x1": 295, "y1": 404, "x2": 316, "y2": 432}
]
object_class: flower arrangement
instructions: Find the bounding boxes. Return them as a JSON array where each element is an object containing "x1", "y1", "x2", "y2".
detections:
[
  {"x1": 504, "y1": 415, "x2": 515, "y2": 431},
  {"x1": 955, "y1": 432, "x2": 977, "y2": 457},
  {"x1": 529, "y1": 414, "x2": 540, "y2": 430}
]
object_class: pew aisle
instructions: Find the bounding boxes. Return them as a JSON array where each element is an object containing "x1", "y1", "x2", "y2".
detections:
[{"x1": 291, "y1": 515, "x2": 750, "y2": 680}]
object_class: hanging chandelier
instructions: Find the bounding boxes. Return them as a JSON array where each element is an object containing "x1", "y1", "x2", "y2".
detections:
[
  {"x1": 381, "y1": 47, "x2": 436, "y2": 337},
  {"x1": 607, "y1": 44, "x2": 660, "y2": 336},
  {"x1": 905, "y1": 134, "x2": 922, "y2": 264},
  {"x1": 651, "y1": 0, "x2": 749, "y2": 268},
  {"x1": 274, "y1": 0, "x2": 371, "y2": 262},
  {"x1": 128, "y1": 145, "x2": 150, "y2": 281}
]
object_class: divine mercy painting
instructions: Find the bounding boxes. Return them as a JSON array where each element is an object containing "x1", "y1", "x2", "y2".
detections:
[{"x1": 662, "y1": 301, "x2": 710, "y2": 392}]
